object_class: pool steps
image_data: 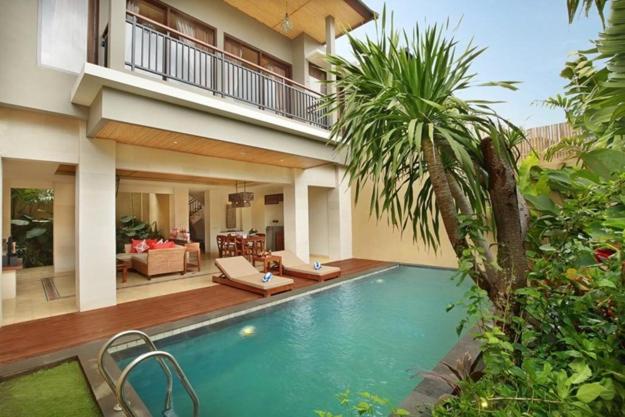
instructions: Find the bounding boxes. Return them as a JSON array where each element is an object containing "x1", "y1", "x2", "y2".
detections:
[{"x1": 98, "y1": 330, "x2": 200, "y2": 417}]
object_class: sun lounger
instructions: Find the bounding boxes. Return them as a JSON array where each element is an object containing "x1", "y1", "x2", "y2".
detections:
[
  {"x1": 213, "y1": 256, "x2": 294, "y2": 297},
  {"x1": 271, "y1": 251, "x2": 341, "y2": 282}
]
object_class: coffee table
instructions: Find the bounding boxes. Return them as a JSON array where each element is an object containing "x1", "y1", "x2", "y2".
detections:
[{"x1": 116, "y1": 253, "x2": 132, "y2": 283}]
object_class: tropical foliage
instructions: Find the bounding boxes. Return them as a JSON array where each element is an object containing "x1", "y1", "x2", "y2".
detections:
[
  {"x1": 115, "y1": 215, "x2": 161, "y2": 253},
  {"x1": 10, "y1": 188, "x2": 54, "y2": 267},
  {"x1": 431, "y1": 2, "x2": 625, "y2": 415},
  {"x1": 325, "y1": 9, "x2": 528, "y2": 309},
  {"x1": 320, "y1": 1, "x2": 625, "y2": 416},
  {"x1": 434, "y1": 157, "x2": 625, "y2": 417}
]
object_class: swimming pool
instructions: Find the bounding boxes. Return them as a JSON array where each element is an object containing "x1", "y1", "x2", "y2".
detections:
[{"x1": 116, "y1": 265, "x2": 471, "y2": 417}]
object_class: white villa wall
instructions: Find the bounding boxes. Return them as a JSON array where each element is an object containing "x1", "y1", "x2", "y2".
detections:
[
  {"x1": 75, "y1": 138, "x2": 117, "y2": 311},
  {"x1": 0, "y1": 1, "x2": 87, "y2": 117},
  {"x1": 308, "y1": 187, "x2": 330, "y2": 257},
  {"x1": 53, "y1": 182, "x2": 75, "y2": 273},
  {"x1": 351, "y1": 181, "x2": 457, "y2": 268}
]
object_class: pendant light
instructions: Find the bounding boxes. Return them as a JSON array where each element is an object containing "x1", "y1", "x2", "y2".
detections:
[
  {"x1": 228, "y1": 181, "x2": 254, "y2": 208},
  {"x1": 280, "y1": 0, "x2": 293, "y2": 33}
]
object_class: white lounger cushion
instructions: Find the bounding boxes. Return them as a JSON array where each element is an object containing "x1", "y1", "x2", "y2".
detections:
[
  {"x1": 216, "y1": 256, "x2": 258, "y2": 278},
  {"x1": 284, "y1": 264, "x2": 340, "y2": 277},
  {"x1": 272, "y1": 251, "x2": 340, "y2": 276},
  {"x1": 230, "y1": 273, "x2": 293, "y2": 290},
  {"x1": 215, "y1": 256, "x2": 293, "y2": 289}
]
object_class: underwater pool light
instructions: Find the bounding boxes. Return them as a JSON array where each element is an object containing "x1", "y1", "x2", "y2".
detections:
[{"x1": 239, "y1": 325, "x2": 256, "y2": 337}]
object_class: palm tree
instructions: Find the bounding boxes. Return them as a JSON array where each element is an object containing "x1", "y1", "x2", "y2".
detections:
[
  {"x1": 325, "y1": 11, "x2": 528, "y2": 308},
  {"x1": 566, "y1": 0, "x2": 608, "y2": 24}
]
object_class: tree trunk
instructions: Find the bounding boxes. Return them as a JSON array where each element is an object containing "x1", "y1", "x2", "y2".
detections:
[
  {"x1": 421, "y1": 137, "x2": 462, "y2": 250},
  {"x1": 446, "y1": 173, "x2": 500, "y2": 289},
  {"x1": 481, "y1": 137, "x2": 528, "y2": 294}
]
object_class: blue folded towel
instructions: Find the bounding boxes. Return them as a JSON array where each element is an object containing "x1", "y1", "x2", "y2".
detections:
[
  {"x1": 313, "y1": 261, "x2": 322, "y2": 271},
  {"x1": 262, "y1": 272, "x2": 273, "y2": 283}
]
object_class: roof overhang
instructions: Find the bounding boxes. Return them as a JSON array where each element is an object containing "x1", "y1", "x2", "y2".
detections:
[{"x1": 223, "y1": 0, "x2": 376, "y2": 43}]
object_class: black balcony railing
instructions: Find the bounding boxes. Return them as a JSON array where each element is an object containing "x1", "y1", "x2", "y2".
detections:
[{"x1": 124, "y1": 14, "x2": 329, "y2": 129}]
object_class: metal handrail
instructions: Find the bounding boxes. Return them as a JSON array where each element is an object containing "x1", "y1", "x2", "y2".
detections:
[
  {"x1": 97, "y1": 330, "x2": 173, "y2": 413},
  {"x1": 125, "y1": 9, "x2": 318, "y2": 95},
  {"x1": 116, "y1": 350, "x2": 201, "y2": 417},
  {"x1": 124, "y1": 16, "x2": 329, "y2": 129}
]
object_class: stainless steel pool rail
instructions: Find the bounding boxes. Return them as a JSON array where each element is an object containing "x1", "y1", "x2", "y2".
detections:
[
  {"x1": 116, "y1": 351, "x2": 200, "y2": 417},
  {"x1": 97, "y1": 330, "x2": 198, "y2": 417}
]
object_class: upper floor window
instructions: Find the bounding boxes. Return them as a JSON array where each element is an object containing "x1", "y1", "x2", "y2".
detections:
[
  {"x1": 127, "y1": 0, "x2": 215, "y2": 48},
  {"x1": 39, "y1": 0, "x2": 88, "y2": 73},
  {"x1": 224, "y1": 36, "x2": 291, "y2": 78},
  {"x1": 309, "y1": 63, "x2": 327, "y2": 95}
]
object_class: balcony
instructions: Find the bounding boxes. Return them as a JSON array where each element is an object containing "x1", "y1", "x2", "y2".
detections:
[{"x1": 113, "y1": 11, "x2": 329, "y2": 129}]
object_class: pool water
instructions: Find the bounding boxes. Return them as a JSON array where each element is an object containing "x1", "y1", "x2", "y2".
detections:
[{"x1": 116, "y1": 266, "x2": 471, "y2": 417}]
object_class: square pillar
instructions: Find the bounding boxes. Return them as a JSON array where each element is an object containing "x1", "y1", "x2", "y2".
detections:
[
  {"x1": 0, "y1": 156, "x2": 3, "y2": 325},
  {"x1": 53, "y1": 181, "x2": 75, "y2": 273},
  {"x1": 325, "y1": 15, "x2": 337, "y2": 124},
  {"x1": 109, "y1": 0, "x2": 127, "y2": 71},
  {"x1": 76, "y1": 139, "x2": 116, "y2": 311},
  {"x1": 283, "y1": 170, "x2": 310, "y2": 263},
  {"x1": 173, "y1": 187, "x2": 189, "y2": 231},
  {"x1": 328, "y1": 167, "x2": 352, "y2": 260}
]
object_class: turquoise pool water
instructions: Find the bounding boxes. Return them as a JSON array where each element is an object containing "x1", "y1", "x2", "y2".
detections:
[{"x1": 116, "y1": 266, "x2": 471, "y2": 417}]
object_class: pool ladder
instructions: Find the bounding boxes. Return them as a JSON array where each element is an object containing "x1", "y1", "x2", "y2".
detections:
[{"x1": 97, "y1": 330, "x2": 200, "y2": 417}]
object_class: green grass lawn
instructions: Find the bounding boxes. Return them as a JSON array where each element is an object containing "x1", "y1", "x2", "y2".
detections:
[{"x1": 0, "y1": 360, "x2": 102, "y2": 417}]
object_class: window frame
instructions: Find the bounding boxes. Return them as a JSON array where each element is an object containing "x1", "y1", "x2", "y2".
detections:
[{"x1": 224, "y1": 33, "x2": 292, "y2": 80}]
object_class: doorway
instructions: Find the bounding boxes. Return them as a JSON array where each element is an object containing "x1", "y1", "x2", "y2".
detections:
[{"x1": 10, "y1": 188, "x2": 54, "y2": 268}]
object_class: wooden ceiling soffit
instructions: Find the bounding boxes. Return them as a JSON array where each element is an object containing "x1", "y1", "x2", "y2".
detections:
[{"x1": 94, "y1": 120, "x2": 328, "y2": 169}]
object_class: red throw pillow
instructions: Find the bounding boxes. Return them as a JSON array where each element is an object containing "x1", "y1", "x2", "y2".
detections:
[
  {"x1": 146, "y1": 239, "x2": 158, "y2": 249},
  {"x1": 162, "y1": 240, "x2": 177, "y2": 249},
  {"x1": 151, "y1": 240, "x2": 176, "y2": 250},
  {"x1": 130, "y1": 239, "x2": 143, "y2": 253}
]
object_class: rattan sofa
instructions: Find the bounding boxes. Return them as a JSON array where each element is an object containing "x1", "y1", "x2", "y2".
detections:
[{"x1": 129, "y1": 246, "x2": 186, "y2": 279}]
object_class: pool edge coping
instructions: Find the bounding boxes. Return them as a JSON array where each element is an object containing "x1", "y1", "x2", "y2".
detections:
[{"x1": 395, "y1": 327, "x2": 481, "y2": 416}]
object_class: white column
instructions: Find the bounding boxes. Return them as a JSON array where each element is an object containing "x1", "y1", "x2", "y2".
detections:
[
  {"x1": 108, "y1": 0, "x2": 127, "y2": 71},
  {"x1": 173, "y1": 187, "x2": 189, "y2": 231},
  {"x1": 53, "y1": 181, "x2": 75, "y2": 273},
  {"x1": 0, "y1": 156, "x2": 3, "y2": 326},
  {"x1": 283, "y1": 170, "x2": 310, "y2": 263},
  {"x1": 328, "y1": 166, "x2": 352, "y2": 260},
  {"x1": 203, "y1": 191, "x2": 211, "y2": 254},
  {"x1": 325, "y1": 15, "x2": 337, "y2": 124},
  {"x1": 76, "y1": 138, "x2": 117, "y2": 311}
]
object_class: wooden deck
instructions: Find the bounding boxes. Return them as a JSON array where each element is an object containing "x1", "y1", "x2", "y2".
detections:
[{"x1": 0, "y1": 258, "x2": 392, "y2": 364}]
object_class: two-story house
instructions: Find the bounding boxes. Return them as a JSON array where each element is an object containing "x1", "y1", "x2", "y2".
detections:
[{"x1": 0, "y1": 0, "x2": 375, "y2": 324}]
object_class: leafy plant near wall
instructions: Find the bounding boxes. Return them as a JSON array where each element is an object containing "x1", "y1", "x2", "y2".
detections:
[
  {"x1": 10, "y1": 188, "x2": 54, "y2": 267},
  {"x1": 115, "y1": 215, "x2": 161, "y2": 253},
  {"x1": 432, "y1": 3, "x2": 625, "y2": 415}
]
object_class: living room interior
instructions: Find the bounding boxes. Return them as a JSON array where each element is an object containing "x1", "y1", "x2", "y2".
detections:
[{"x1": 1, "y1": 158, "x2": 336, "y2": 325}]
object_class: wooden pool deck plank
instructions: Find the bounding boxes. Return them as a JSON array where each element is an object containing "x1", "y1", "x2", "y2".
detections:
[{"x1": 0, "y1": 258, "x2": 392, "y2": 364}]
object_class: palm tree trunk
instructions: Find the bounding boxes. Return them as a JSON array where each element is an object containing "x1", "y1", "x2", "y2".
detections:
[
  {"x1": 422, "y1": 137, "x2": 495, "y2": 296},
  {"x1": 446, "y1": 173, "x2": 500, "y2": 286},
  {"x1": 422, "y1": 137, "x2": 461, "y2": 249},
  {"x1": 481, "y1": 137, "x2": 528, "y2": 291}
]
